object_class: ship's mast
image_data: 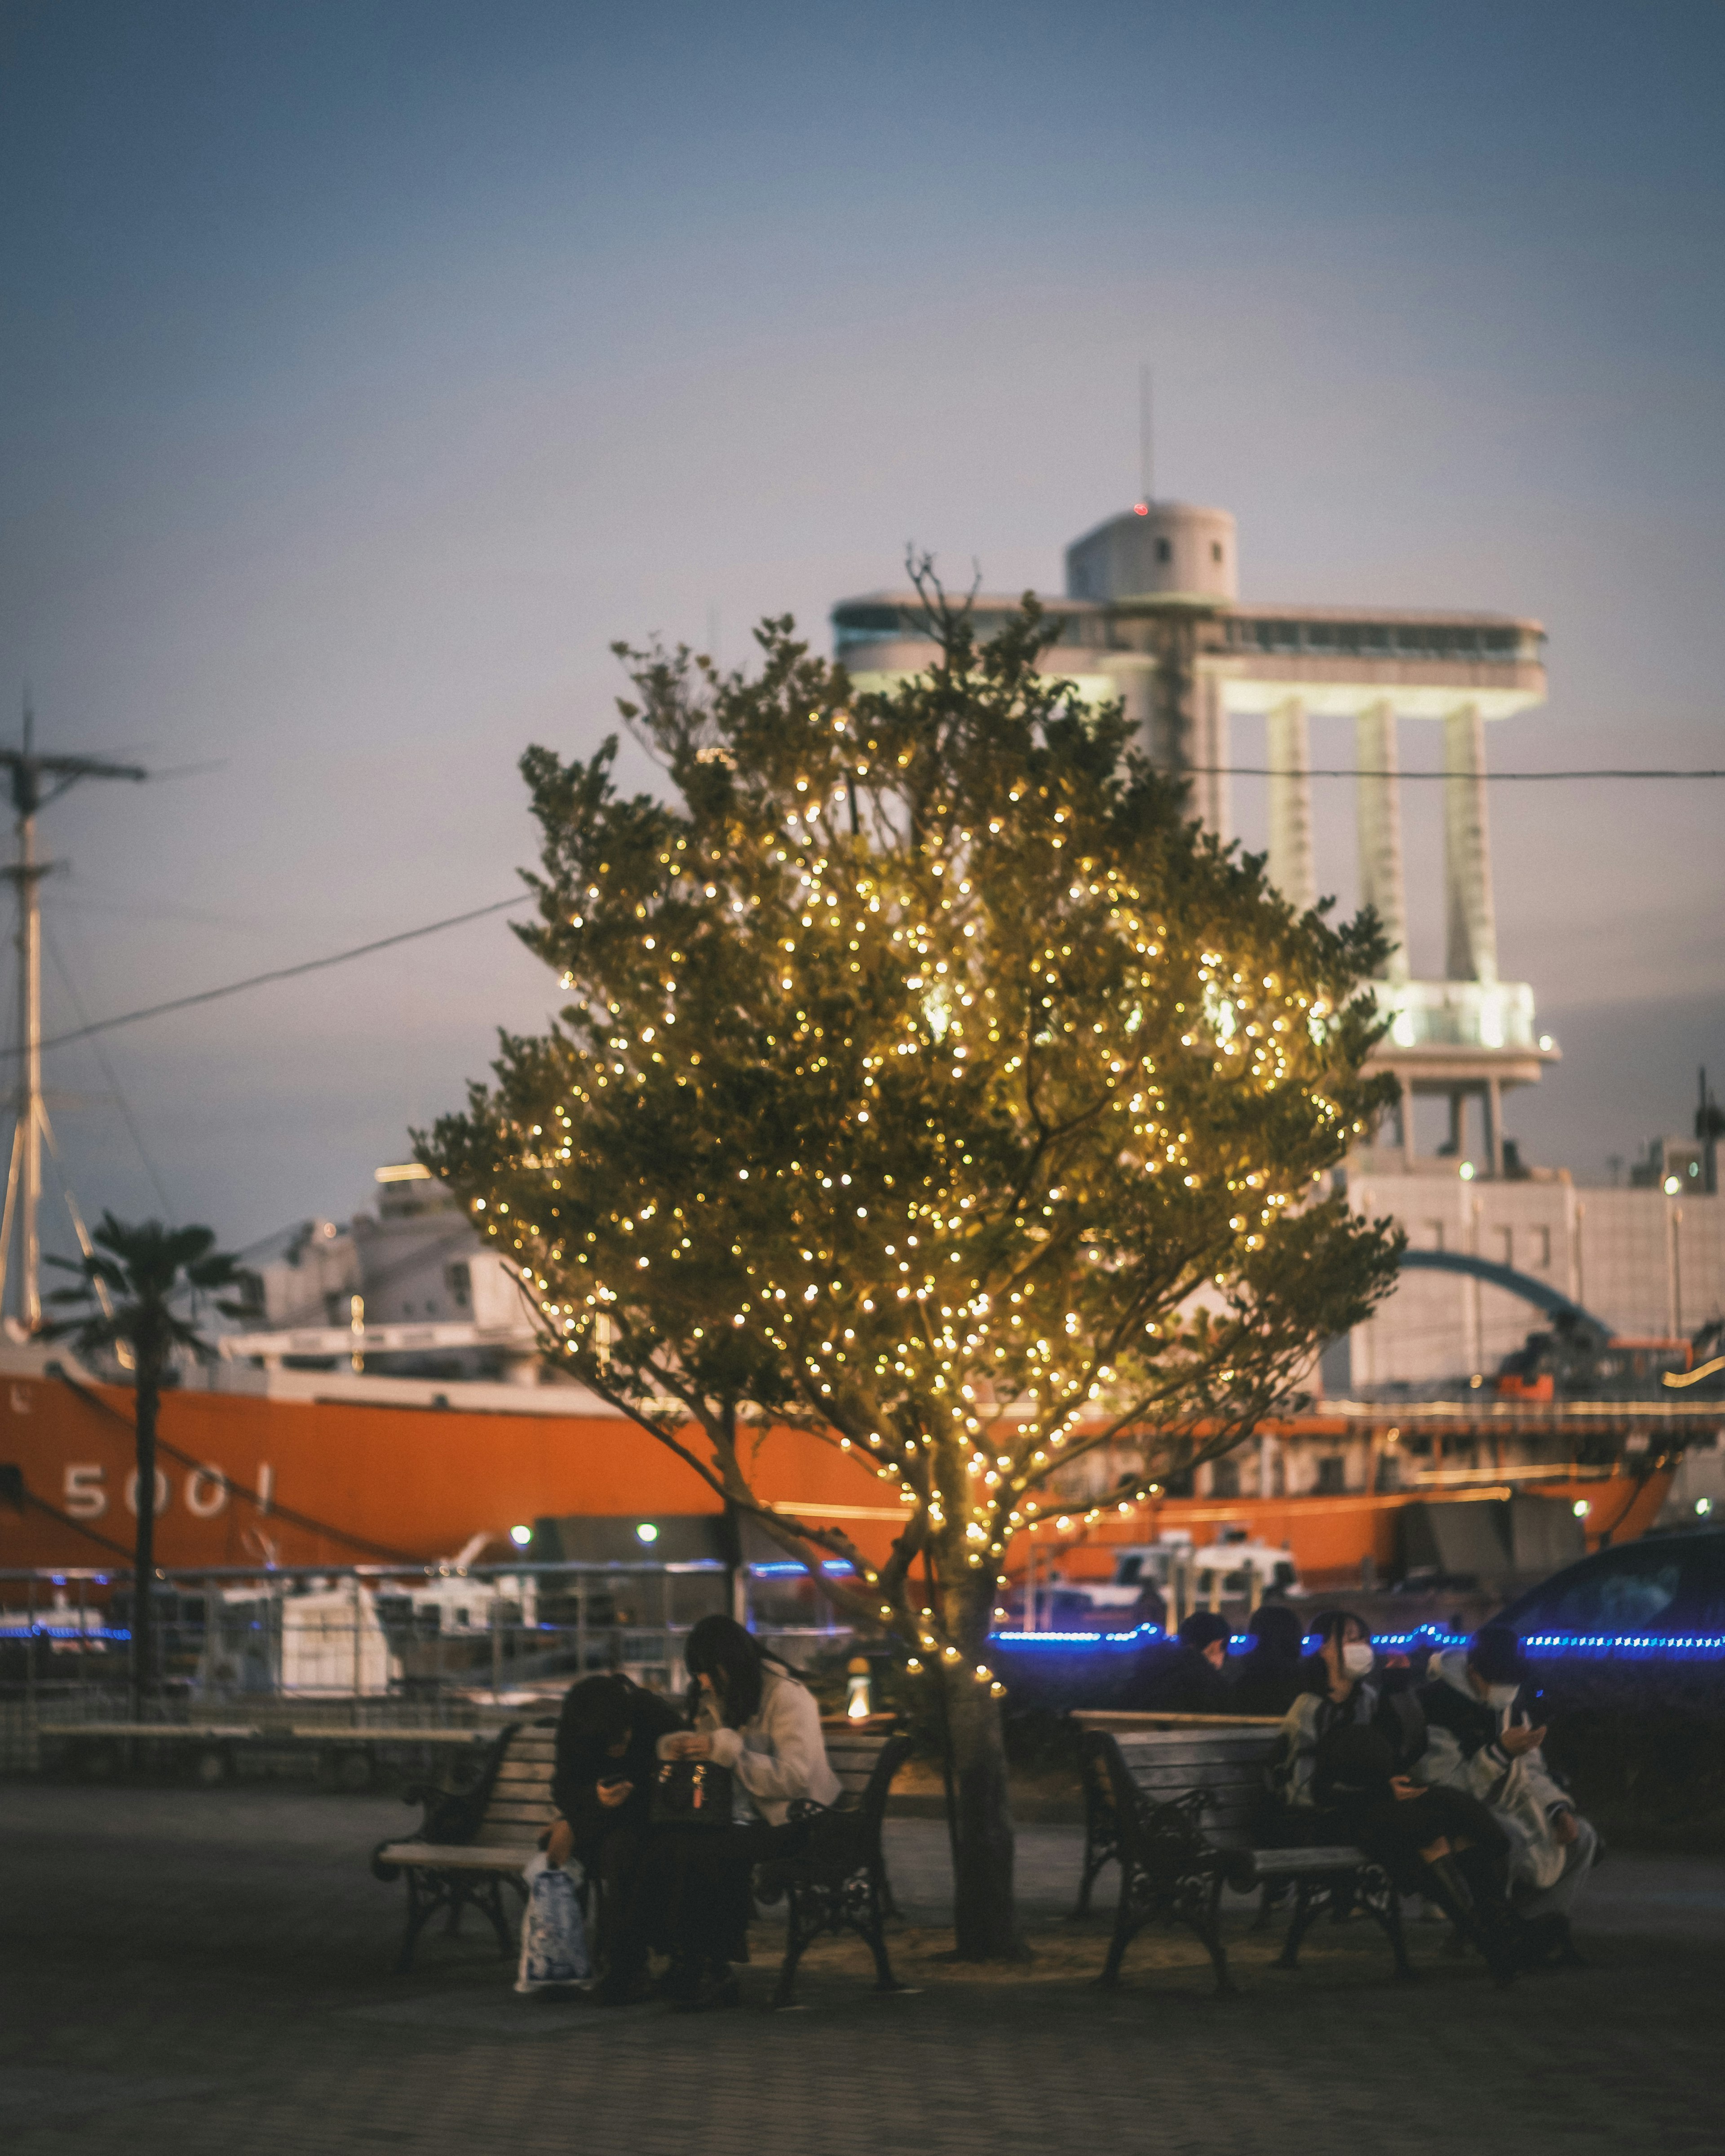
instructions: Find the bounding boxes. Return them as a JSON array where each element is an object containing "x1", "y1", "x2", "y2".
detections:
[{"x1": 0, "y1": 707, "x2": 146, "y2": 1329}]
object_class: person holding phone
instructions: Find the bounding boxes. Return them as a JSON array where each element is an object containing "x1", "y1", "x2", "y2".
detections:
[
  {"x1": 1415, "y1": 1625, "x2": 1598, "y2": 1944},
  {"x1": 545, "y1": 1671, "x2": 683, "y2": 2001},
  {"x1": 634, "y1": 1615, "x2": 840, "y2": 2011},
  {"x1": 1265, "y1": 1608, "x2": 1526, "y2": 1982}
]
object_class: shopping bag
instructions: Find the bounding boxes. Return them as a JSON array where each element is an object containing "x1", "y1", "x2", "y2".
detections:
[{"x1": 514, "y1": 1850, "x2": 591, "y2": 1993}]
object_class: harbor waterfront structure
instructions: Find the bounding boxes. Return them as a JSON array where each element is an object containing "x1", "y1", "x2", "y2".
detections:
[
  {"x1": 836, "y1": 500, "x2": 1553, "y2": 1182},
  {"x1": 2, "y1": 503, "x2": 1720, "y2": 1608},
  {"x1": 832, "y1": 499, "x2": 1725, "y2": 1406}
]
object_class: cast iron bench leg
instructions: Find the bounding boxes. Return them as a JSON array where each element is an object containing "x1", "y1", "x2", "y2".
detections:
[
  {"x1": 479, "y1": 1877, "x2": 514, "y2": 1960},
  {"x1": 398, "y1": 1868, "x2": 438, "y2": 1975},
  {"x1": 771, "y1": 1885, "x2": 812, "y2": 2010},
  {"x1": 1097, "y1": 1869, "x2": 1147, "y2": 1990},
  {"x1": 1359, "y1": 1869, "x2": 1416, "y2": 1981},
  {"x1": 859, "y1": 1883, "x2": 903, "y2": 1994},
  {"x1": 1175, "y1": 1871, "x2": 1235, "y2": 1999},
  {"x1": 1074, "y1": 1840, "x2": 1112, "y2": 1919},
  {"x1": 1274, "y1": 1879, "x2": 1321, "y2": 1971}
]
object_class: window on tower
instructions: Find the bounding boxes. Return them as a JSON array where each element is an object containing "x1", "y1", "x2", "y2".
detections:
[{"x1": 1155, "y1": 538, "x2": 1171, "y2": 564}]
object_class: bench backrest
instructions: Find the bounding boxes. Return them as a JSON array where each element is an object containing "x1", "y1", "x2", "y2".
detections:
[
  {"x1": 1089, "y1": 1728, "x2": 1278, "y2": 1852},
  {"x1": 469, "y1": 1720, "x2": 560, "y2": 1850},
  {"x1": 821, "y1": 1727, "x2": 900, "y2": 1807}
]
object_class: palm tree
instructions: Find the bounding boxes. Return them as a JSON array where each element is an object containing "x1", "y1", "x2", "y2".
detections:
[{"x1": 46, "y1": 1215, "x2": 242, "y2": 1721}]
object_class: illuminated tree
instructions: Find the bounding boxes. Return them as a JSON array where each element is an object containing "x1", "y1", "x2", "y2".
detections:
[{"x1": 421, "y1": 579, "x2": 1402, "y2": 1956}]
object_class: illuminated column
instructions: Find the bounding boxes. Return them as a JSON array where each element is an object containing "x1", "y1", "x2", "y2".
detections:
[
  {"x1": 1190, "y1": 674, "x2": 1230, "y2": 840},
  {"x1": 1267, "y1": 697, "x2": 1315, "y2": 914},
  {"x1": 1355, "y1": 701, "x2": 1407, "y2": 981},
  {"x1": 1443, "y1": 702, "x2": 1498, "y2": 985}
]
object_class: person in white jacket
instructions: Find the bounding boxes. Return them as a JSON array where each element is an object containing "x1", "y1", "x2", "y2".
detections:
[
  {"x1": 634, "y1": 1615, "x2": 840, "y2": 2010},
  {"x1": 1413, "y1": 1626, "x2": 1597, "y2": 1943}
]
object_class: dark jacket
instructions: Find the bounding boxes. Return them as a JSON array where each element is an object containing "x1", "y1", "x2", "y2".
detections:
[
  {"x1": 1229, "y1": 1648, "x2": 1306, "y2": 1719},
  {"x1": 551, "y1": 1678, "x2": 685, "y2": 1856},
  {"x1": 1135, "y1": 1641, "x2": 1233, "y2": 1716},
  {"x1": 1416, "y1": 1661, "x2": 1506, "y2": 1766}
]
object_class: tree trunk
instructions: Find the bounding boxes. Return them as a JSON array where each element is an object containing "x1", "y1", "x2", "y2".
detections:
[
  {"x1": 938, "y1": 1567, "x2": 1026, "y2": 1959},
  {"x1": 130, "y1": 1368, "x2": 158, "y2": 1725}
]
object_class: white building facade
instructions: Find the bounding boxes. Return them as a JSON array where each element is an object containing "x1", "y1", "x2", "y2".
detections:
[{"x1": 833, "y1": 500, "x2": 1725, "y2": 1397}]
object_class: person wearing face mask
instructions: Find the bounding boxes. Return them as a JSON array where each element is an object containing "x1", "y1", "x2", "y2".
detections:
[
  {"x1": 1414, "y1": 1625, "x2": 1598, "y2": 1949},
  {"x1": 1266, "y1": 1608, "x2": 1380, "y2": 1816},
  {"x1": 1267, "y1": 1610, "x2": 1525, "y2": 1981}
]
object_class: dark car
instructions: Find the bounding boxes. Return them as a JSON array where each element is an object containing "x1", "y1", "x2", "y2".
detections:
[{"x1": 1495, "y1": 1528, "x2": 1725, "y2": 1642}]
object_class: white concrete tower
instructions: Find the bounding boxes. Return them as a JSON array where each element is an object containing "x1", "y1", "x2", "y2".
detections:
[
  {"x1": 1064, "y1": 502, "x2": 1238, "y2": 839},
  {"x1": 1065, "y1": 501, "x2": 1238, "y2": 607}
]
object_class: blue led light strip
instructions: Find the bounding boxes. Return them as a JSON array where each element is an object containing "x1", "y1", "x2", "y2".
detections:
[{"x1": 986, "y1": 1623, "x2": 1725, "y2": 1662}]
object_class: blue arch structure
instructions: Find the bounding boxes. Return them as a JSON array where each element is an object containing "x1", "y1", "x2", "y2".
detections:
[{"x1": 1397, "y1": 1246, "x2": 1613, "y2": 1345}]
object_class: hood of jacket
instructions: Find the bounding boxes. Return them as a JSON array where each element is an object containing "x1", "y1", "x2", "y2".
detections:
[{"x1": 1430, "y1": 1647, "x2": 1477, "y2": 1699}]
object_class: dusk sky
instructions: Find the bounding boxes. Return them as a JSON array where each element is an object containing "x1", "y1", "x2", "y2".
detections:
[{"x1": 2, "y1": 1, "x2": 1722, "y2": 1255}]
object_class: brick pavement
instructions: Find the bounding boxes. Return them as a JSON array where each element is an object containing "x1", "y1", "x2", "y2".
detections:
[{"x1": 2, "y1": 1782, "x2": 1721, "y2": 2155}]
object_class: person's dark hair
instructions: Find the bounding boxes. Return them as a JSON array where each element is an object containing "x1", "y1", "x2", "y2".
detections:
[
  {"x1": 1468, "y1": 1624, "x2": 1526, "y2": 1686},
  {"x1": 1310, "y1": 1607, "x2": 1370, "y2": 1652},
  {"x1": 683, "y1": 1614, "x2": 801, "y2": 1727},
  {"x1": 1245, "y1": 1603, "x2": 1303, "y2": 1663},
  {"x1": 1178, "y1": 1610, "x2": 1232, "y2": 1652},
  {"x1": 560, "y1": 1672, "x2": 637, "y2": 1754}
]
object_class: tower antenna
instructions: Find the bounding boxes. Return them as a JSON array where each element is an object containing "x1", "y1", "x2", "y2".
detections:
[
  {"x1": 0, "y1": 701, "x2": 146, "y2": 1329},
  {"x1": 1138, "y1": 363, "x2": 1154, "y2": 507}
]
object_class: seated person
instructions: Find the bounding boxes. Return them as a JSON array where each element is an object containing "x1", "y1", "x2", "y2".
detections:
[
  {"x1": 1267, "y1": 1607, "x2": 1381, "y2": 1820},
  {"x1": 1269, "y1": 1610, "x2": 1526, "y2": 1983},
  {"x1": 632, "y1": 1614, "x2": 840, "y2": 2011},
  {"x1": 1137, "y1": 1611, "x2": 1234, "y2": 1714},
  {"x1": 1229, "y1": 1603, "x2": 1305, "y2": 1718},
  {"x1": 545, "y1": 1671, "x2": 683, "y2": 1985},
  {"x1": 1415, "y1": 1625, "x2": 1598, "y2": 1941}
]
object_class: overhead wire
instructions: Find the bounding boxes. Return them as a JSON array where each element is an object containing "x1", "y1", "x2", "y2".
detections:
[
  {"x1": 3, "y1": 769, "x2": 1717, "y2": 1065},
  {"x1": 3, "y1": 893, "x2": 528, "y2": 1060},
  {"x1": 1184, "y1": 765, "x2": 1725, "y2": 781}
]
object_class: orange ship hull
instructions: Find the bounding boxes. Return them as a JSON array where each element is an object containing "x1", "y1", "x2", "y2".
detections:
[
  {"x1": 0, "y1": 1364, "x2": 907, "y2": 1573},
  {"x1": 0, "y1": 1356, "x2": 1668, "y2": 1583}
]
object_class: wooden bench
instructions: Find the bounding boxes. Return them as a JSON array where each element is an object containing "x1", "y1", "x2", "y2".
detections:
[
  {"x1": 761, "y1": 1727, "x2": 915, "y2": 2009},
  {"x1": 38, "y1": 1721, "x2": 264, "y2": 1786},
  {"x1": 40, "y1": 1720, "x2": 494, "y2": 1790},
  {"x1": 1076, "y1": 1724, "x2": 1412, "y2": 1995},
  {"x1": 371, "y1": 1720, "x2": 558, "y2": 1970},
  {"x1": 292, "y1": 1726, "x2": 490, "y2": 1793}
]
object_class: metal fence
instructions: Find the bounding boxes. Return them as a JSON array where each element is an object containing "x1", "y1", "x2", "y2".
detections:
[{"x1": 1, "y1": 1556, "x2": 857, "y2": 1726}]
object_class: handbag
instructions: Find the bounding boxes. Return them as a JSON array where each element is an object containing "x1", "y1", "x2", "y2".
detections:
[
  {"x1": 650, "y1": 1754, "x2": 735, "y2": 1828},
  {"x1": 514, "y1": 1850, "x2": 591, "y2": 1993}
]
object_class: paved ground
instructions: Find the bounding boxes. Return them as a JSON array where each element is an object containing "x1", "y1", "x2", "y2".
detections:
[{"x1": 2, "y1": 1782, "x2": 1721, "y2": 2156}]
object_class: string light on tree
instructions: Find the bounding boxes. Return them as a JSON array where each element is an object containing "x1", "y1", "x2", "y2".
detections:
[{"x1": 420, "y1": 562, "x2": 1402, "y2": 1959}]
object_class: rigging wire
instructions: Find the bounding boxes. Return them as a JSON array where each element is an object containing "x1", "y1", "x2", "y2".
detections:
[{"x1": 42, "y1": 920, "x2": 175, "y2": 1217}]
